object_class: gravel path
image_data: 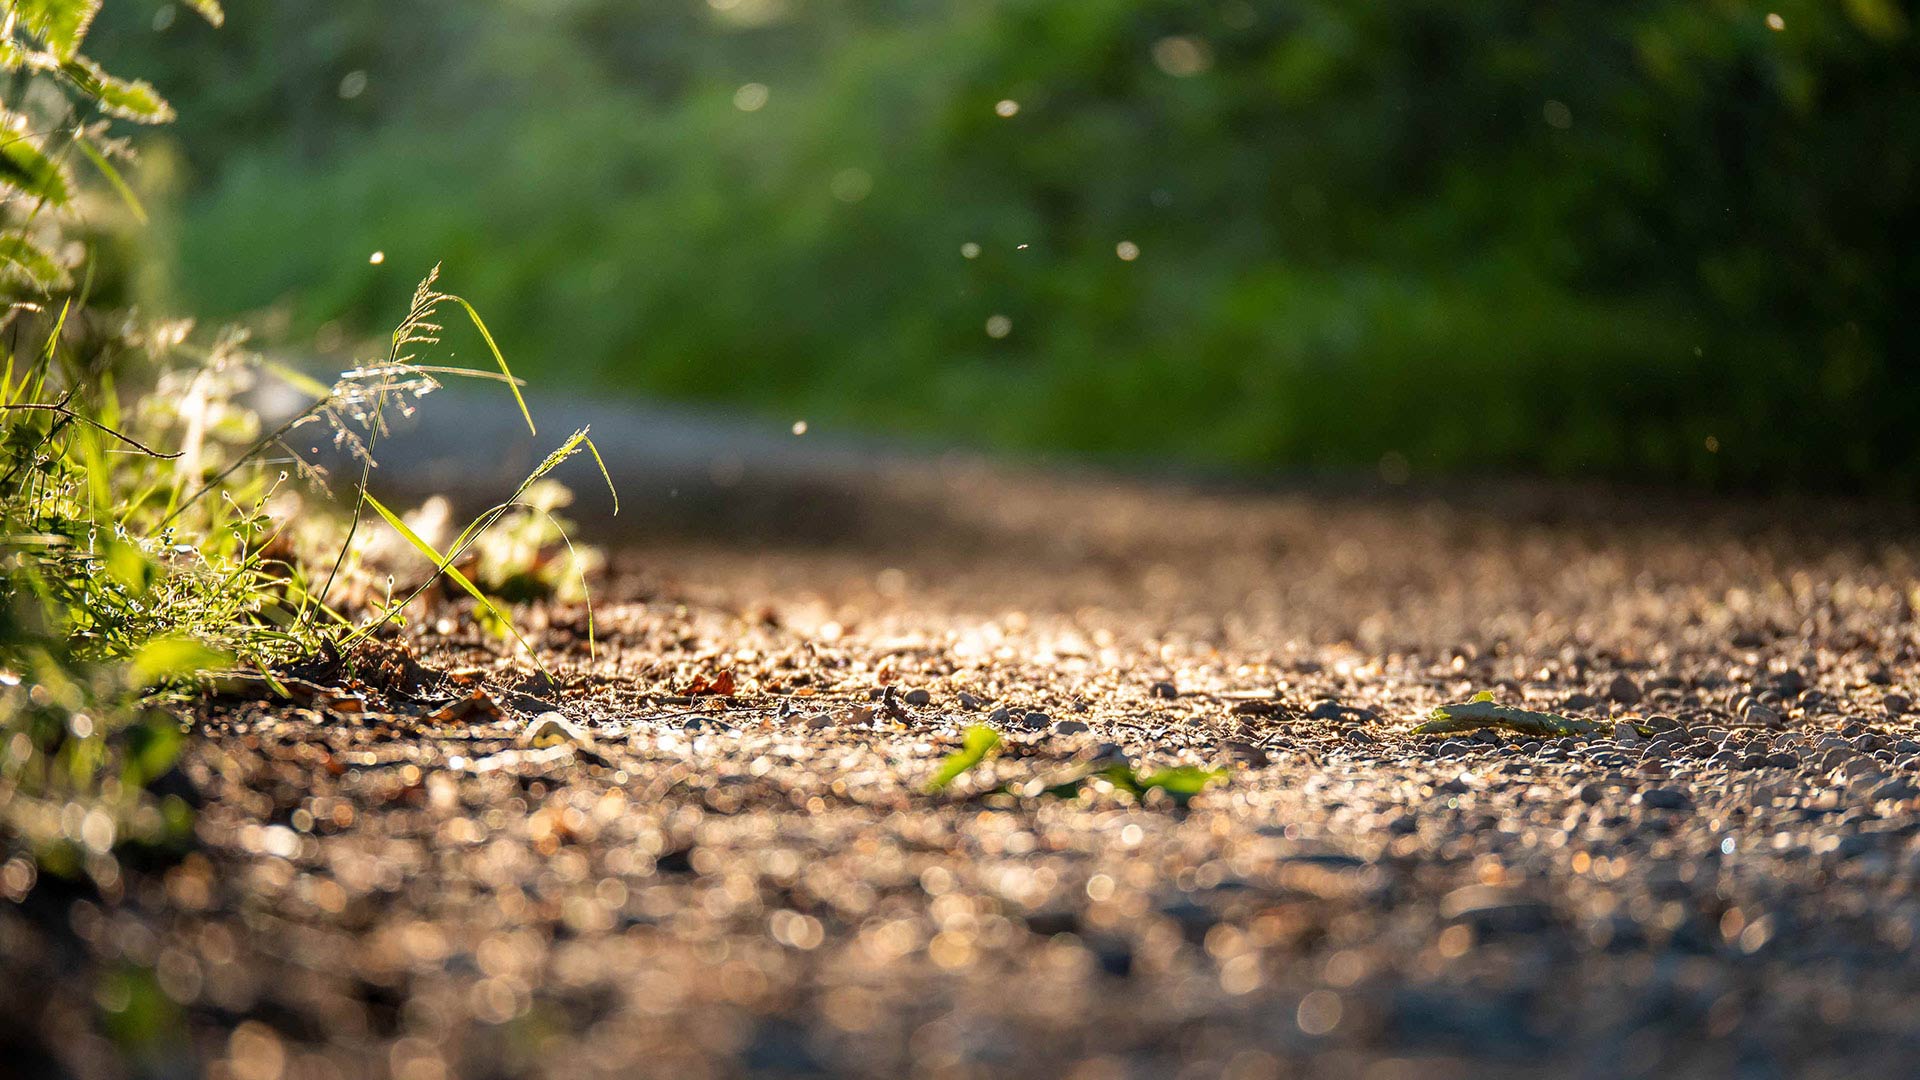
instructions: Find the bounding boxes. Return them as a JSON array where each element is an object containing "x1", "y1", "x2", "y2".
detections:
[{"x1": 8, "y1": 465, "x2": 1920, "y2": 1079}]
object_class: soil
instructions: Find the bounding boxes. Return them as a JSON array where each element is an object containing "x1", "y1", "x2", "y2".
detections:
[{"x1": 8, "y1": 465, "x2": 1920, "y2": 1079}]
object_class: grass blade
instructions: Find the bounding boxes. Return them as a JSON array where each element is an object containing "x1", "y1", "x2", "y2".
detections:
[
  {"x1": 360, "y1": 491, "x2": 544, "y2": 672},
  {"x1": 74, "y1": 137, "x2": 146, "y2": 224},
  {"x1": 450, "y1": 296, "x2": 534, "y2": 436}
]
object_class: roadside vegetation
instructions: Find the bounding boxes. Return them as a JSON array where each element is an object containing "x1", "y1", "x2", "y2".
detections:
[
  {"x1": 1, "y1": 0, "x2": 604, "y2": 876},
  {"x1": 89, "y1": 0, "x2": 1920, "y2": 490}
]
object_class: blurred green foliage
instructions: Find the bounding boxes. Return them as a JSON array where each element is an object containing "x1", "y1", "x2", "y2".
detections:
[{"x1": 95, "y1": 0, "x2": 1919, "y2": 488}]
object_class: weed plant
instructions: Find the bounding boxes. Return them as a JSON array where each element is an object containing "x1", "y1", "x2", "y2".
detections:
[{"x1": 1, "y1": 0, "x2": 607, "y2": 878}]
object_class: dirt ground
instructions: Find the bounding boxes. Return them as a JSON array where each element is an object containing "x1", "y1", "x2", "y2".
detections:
[{"x1": 8, "y1": 464, "x2": 1920, "y2": 1079}]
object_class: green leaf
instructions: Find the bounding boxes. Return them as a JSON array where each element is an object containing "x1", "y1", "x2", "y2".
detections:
[
  {"x1": 1089, "y1": 763, "x2": 1227, "y2": 804},
  {"x1": 584, "y1": 433, "x2": 618, "y2": 514},
  {"x1": 129, "y1": 637, "x2": 231, "y2": 687},
  {"x1": 450, "y1": 295, "x2": 534, "y2": 435},
  {"x1": 179, "y1": 0, "x2": 225, "y2": 27},
  {"x1": 361, "y1": 491, "x2": 542, "y2": 665},
  {"x1": 60, "y1": 57, "x2": 175, "y2": 124},
  {"x1": 0, "y1": 235, "x2": 69, "y2": 289},
  {"x1": 122, "y1": 711, "x2": 184, "y2": 782},
  {"x1": 925, "y1": 725, "x2": 1001, "y2": 792},
  {"x1": 10, "y1": 0, "x2": 102, "y2": 60},
  {"x1": 1132, "y1": 765, "x2": 1228, "y2": 800},
  {"x1": 74, "y1": 136, "x2": 144, "y2": 223},
  {"x1": 1, "y1": 113, "x2": 73, "y2": 205},
  {"x1": 103, "y1": 539, "x2": 154, "y2": 595}
]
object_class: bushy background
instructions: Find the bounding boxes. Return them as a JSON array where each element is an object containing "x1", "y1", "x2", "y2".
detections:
[{"x1": 94, "y1": 0, "x2": 1920, "y2": 489}]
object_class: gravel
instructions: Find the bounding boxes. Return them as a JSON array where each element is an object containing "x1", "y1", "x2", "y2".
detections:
[{"x1": 7, "y1": 472, "x2": 1920, "y2": 1077}]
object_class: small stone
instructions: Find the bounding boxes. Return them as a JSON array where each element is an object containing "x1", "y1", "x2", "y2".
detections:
[
  {"x1": 1151, "y1": 681, "x2": 1179, "y2": 700},
  {"x1": 1744, "y1": 703, "x2": 1782, "y2": 728},
  {"x1": 904, "y1": 688, "x2": 932, "y2": 707},
  {"x1": 1614, "y1": 722, "x2": 1644, "y2": 745},
  {"x1": 1871, "y1": 777, "x2": 1917, "y2": 802},
  {"x1": 1638, "y1": 787, "x2": 1692, "y2": 811},
  {"x1": 1307, "y1": 699, "x2": 1346, "y2": 721},
  {"x1": 1439, "y1": 885, "x2": 1555, "y2": 934},
  {"x1": 522, "y1": 711, "x2": 591, "y2": 748},
  {"x1": 805, "y1": 712, "x2": 833, "y2": 730},
  {"x1": 1017, "y1": 710, "x2": 1051, "y2": 731},
  {"x1": 1885, "y1": 693, "x2": 1911, "y2": 716},
  {"x1": 1221, "y1": 740, "x2": 1268, "y2": 765},
  {"x1": 988, "y1": 707, "x2": 1011, "y2": 727},
  {"x1": 1639, "y1": 740, "x2": 1672, "y2": 761},
  {"x1": 1606, "y1": 674, "x2": 1643, "y2": 706},
  {"x1": 959, "y1": 692, "x2": 982, "y2": 710},
  {"x1": 1345, "y1": 728, "x2": 1376, "y2": 745},
  {"x1": 1055, "y1": 719, "x2": 1090, "y2": 735}
]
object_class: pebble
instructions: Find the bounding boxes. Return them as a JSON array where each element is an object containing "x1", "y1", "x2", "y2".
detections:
[
  {"x1": 1439, "y1": 885, "x2": 1556, "y2": 934},
  {"x1": 1871, "y1": 778, "x2": 1916, "y2": 802},
  {"x1": 1606, "y1": 674, "x2": 1643, "y2": 705},
  {"x1": 522, "y1": 712, "x2": 592, "y2": 748},
  {"x1": 1017, "y1": 711, "x2": 1052, "y2": 731},
  {"x1": 1055, "y1": 720, "x2": 1090, "y2": 735},
  {"x1": 959, "y1": 692, "x2": 982, "y2": 710},
  {"x1": 1307, "y1": 700, "x2": 1346, "y2": 721},
  {"x1": 1151, "y1": 681, "x2": 1179, "y2": 700},
  {"x1": 1638, "y1": 787, "x2": 1693, "y2": 811},
  {"x1": 904, "y1": 689, "x2": 932, "y2": 706}
]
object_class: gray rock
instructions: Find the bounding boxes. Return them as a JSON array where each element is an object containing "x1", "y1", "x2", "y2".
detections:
[
  {"x1": 1871, "y1": 777, "x2": 1917, "y2": 802},
  {"x1": 904, "y1": 688, "x2": 932, "y2": 706},
  {"x1": 1439, "y1": 885, "x2": 1556, "y2": 934},
  {"x1": 1638, "y1": 787, "x2": 1693, "y2": 811},
  {"x1": 1055, "y1": 719, "x2": 1091, "y2": 735},
  {"x1": 1606, "y1": 674, "x2": 1643, "y2": 705}
]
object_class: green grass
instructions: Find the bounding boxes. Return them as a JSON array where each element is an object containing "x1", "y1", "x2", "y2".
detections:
[{"x1": 2, "y1": 3, "x2": 621, "y2": 879}]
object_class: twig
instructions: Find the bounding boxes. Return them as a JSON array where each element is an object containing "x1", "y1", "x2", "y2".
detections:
[{"x1": 0, "y1": 401, "x2": 182, "y2": 458}]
